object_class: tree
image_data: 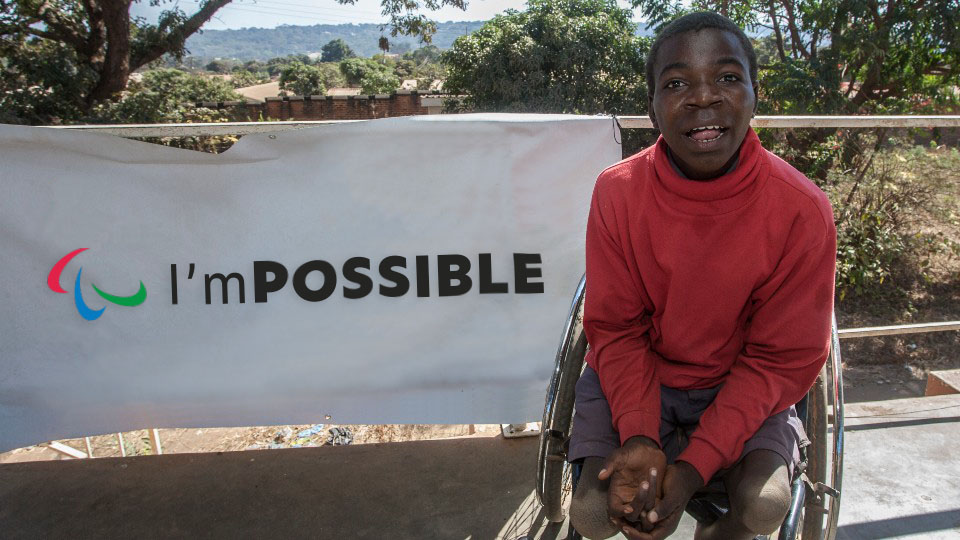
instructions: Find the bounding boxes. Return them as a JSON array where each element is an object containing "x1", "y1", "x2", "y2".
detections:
[
  {"x1": 0, "y1": 0, "x2": 235, "y2": 121},
  {"x1": 339, "y1": 57, "x2": 393, "y2": 87},
  {"x1": 230, "y1": 69, "x2": 265, "y2": 89},
  {"x1": 360, "y1": 70, "x2": 400, "y2": 94},
  {"x1": 205, "y1": 59, "x2": 235, "y2": 73},
  {"x1": 320, "y1": 39, "x2": 355, "y2": 62},
  {"x1": 94, "y1": 68, "x2": 239, "y2": 123},
  {"x1": 632, "y1": 0, "x2": 960, "y2": 116},
  {"x1": 0, "y1": 0, "x2": 468, "y2": 124},
  {"x1": 406, "y1": 45, "x2": 442, "y2": 64},
  {"x1": 279, "y1": 61, "x2": 326, "y2": 96},
  {"x1": 316, "y1": 63, "x2": 347, "y2": 89},
  {"x1": 441, "y1": 0, "x2": 649, "y2": 114}
]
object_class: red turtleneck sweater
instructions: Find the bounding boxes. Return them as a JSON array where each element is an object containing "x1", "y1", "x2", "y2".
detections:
[{"x1": 584, "y1": 129, "x2": 836, "y2": 482}]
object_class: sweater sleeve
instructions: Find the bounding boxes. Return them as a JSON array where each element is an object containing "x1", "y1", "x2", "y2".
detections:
[
  {"x1": 583, "y1": 178, "x2": 663, "y2": 446},
  {"x1": 677, "y1": 211, "x2": 837, "y2": 482}
]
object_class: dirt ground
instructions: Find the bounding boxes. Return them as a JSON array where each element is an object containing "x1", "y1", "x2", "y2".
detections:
[
  {"x1": 0, "y1": 423, "x2": 508, "y2": 464},
  {"x1": 836, "y1": 246, "x2": 960, "y2": 403}
]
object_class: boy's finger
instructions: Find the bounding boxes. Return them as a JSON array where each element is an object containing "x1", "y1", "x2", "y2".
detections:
[
  {"x1": 643, "y1": 468, "x2": 658, "y2": 511},
  {"x1": 598, "y1": 452, "x2": 620, "y2": 480}
]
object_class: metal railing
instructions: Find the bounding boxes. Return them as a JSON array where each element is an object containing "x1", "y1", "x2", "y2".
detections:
[{"x1": 47, "y1": 114, "x2": 960, "y2": 137}]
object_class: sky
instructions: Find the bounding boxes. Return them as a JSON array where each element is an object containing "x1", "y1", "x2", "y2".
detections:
[{"x1": 131, "y1": 0, "x2": 648, "y2": 30}]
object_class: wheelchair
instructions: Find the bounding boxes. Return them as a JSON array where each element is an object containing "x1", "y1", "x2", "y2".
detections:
[{"x1": 536, "y1": 275, "x2": 844, "y2": 540}]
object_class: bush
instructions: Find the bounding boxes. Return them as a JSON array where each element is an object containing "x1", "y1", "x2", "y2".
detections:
[
  {"x1": 826, "y1": 140, "x2": 960, "y2": 299},
  {"x1": 279, "y1": 62, "x2": 326, "y2": 96},
  {"x1": 91, "y1": 69, "x2": 240, "y2": 152},
  {"x1": 360, "y1": 70, "x2": 400, "y2": 94},
  {"x1": 230, "y1": 69, "x2": 267, "y2": 89},
  {"x1": 339, "y1": 57, "x2": 393, "y2": 87},
  {"x1": 93, "y1": 69, "x2": 239, "y2": 123}
]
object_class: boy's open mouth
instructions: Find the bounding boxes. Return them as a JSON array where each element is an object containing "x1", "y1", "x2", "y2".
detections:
[{"x1": 684, "y1": 125, "x2": 728, "y2": 142}]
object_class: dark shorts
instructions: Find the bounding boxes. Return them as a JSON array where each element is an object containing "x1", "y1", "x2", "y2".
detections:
[{"x1": 567, "y1": 366, "x2": 808, "y2": 481}]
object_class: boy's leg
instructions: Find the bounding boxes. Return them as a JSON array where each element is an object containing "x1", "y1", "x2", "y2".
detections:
[
  {"x1": 570, "y1": 457, "x2": 621, "y2": 539},
  {"x1": 694, "y1": 449, "x2": 791, "y2": 540},
  {"x1": 567, "y1": 366, "x2": 626, "y2": 539}
]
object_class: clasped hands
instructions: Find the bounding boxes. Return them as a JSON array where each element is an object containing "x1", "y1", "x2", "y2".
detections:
[{"x1": 598, "y1": 436, "x2": 704, "y2": 540}]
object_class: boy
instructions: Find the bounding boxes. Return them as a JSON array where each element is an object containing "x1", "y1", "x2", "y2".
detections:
[{"x1": 567, "y1": 12, "x2": 836, "y2": 540}]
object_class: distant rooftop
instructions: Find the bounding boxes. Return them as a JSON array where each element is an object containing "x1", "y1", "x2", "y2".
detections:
[{"x1": 235, "y1": 81, "x2": 281, "y2": 102}]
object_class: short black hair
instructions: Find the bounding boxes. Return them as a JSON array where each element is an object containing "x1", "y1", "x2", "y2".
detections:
[{"x1": 644, "y1": 11, "x2": 758, "y2": 97}]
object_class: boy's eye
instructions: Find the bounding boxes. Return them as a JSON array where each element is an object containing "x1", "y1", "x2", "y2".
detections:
[
  {"x1": 720, "y1": 74, "x2": 740, "y2": 82},
  {"x1": 664, "y1": 80, "x2": 685, "y2": 89}
]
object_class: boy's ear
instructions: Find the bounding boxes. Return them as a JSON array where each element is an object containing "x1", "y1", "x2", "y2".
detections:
[
  {"x1": 648, "y1": 94, "x2": 659, "y2": 130},
  {"x1": 752, "y1": 82, "x2": 759, "y2": 116}
]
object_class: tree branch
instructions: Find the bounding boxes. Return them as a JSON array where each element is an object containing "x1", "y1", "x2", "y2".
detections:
[
  {"x1": 33, "y1": 2, "x2": 86, "y2": 50},
  {"x1": 766, "y1": 0, "x2": 787, "y2": 61},
  {"x1": 87, "y1": 0, "x2": 131, "y2": 104},
  {"x1": 80, "y1": 0, "x2": 106, "y2": 62},
  {"x1": 129, "y1": 0, "x2": 233, "y2": 70},
  {"x1": 782, "y1": 0, "x2": 810, "y2": 60}
]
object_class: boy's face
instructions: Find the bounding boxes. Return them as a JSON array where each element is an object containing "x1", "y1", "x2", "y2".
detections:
[{"x1": 648, "y1": 28, "x2": 757, "y2": 180}]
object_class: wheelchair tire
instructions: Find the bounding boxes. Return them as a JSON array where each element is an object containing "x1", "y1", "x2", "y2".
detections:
[
  {"x1": 798, "y1": 365, "x2": 829, "y2": 540},
  {"x1": 537, "y1": 276, "x2": 588, "y2": 523}
]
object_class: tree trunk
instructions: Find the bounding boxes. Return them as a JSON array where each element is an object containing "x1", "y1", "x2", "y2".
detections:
[{"x1": 86, "y1": 0, "x2": 132, "y2": 106}]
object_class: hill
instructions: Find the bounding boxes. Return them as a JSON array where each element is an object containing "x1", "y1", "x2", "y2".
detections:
[{"x1": 185, "y1": 21, "x2": 488, "y2": 60}]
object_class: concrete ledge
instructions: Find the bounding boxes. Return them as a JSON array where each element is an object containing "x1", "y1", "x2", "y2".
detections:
[
  {"x1": 925, "y1": 368, "x2": 960, "y2": 396},
  {"x1": 0, "y1": 436, "x2": 554, "y2": 540}
]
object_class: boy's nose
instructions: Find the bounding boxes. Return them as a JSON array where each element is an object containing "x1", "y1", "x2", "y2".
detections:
[{"x1": 685, "y1": 82, "x2": 722, "y2": 108}]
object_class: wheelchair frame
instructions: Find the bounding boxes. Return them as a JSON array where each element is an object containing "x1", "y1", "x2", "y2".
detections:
[{"x1": 536, "y1": 275, "x2": 844, "y2": 540}]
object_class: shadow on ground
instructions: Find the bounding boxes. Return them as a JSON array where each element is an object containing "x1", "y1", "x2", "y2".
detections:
[{"x1": 0, "y1": 435, "x2": 552, "y2": 539}]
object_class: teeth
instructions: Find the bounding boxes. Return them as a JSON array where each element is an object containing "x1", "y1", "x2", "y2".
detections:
[{"x1": 691, "y1": 125, "x2": 723, "y2": 132}]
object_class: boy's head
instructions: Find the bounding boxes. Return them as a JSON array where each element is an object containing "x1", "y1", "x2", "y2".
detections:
[{"x1": 645, "y1": 12, "x2": 759, "y2": 180}]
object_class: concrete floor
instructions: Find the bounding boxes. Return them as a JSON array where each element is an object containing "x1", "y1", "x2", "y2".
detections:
[
  {"x1": 2, "y1": 394, "x2": 959, "y2": 539},
  {"x1": 836, "y1": 394, "x2": 960, "y2": 540}
]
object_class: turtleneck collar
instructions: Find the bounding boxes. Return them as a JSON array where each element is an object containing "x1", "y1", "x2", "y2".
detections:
[{"x1": 651, "y1": 128, "x2": 769, "y2": 216}]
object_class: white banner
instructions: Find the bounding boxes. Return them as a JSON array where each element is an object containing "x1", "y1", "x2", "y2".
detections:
[{"x1": 0, "y1": 114, "x2": 620, "y2": 452}]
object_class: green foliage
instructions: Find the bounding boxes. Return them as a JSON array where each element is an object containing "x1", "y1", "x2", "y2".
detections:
[
  {"x1": 633, "y1": 0, "x2": 960, "y2": 117},
  {"x1": 321, "y1": 39, "x2": 356, "y2": 62},
  {"x1": 360, "y1": 70, "x2": 401, "y2": 94},
  {"x1": 405, "y1": 45, "x2": 442, "y2": 64},
  {"x1": 441, "y1": 0, "x2": 649, "y2": 114},
  {"x1": 316, "y1": 63, "x2": 348, "y2": 89},
  {"x1": 229, "y1": 69, "x2": 267, "y2": 89},
  {"x1": 91, "y1": 68, "x2": 240, "y2": 152},
  {"x1": 339, "y1": 57, "x2": 393, "y2": 87},
  {"x1": 1, "y1": 0, "x2": 471, "y2": 123},
  {"x1": 93, "y1": 69, "x2": 240, "y2": 124},
  {"x1": 0, "y1": 37, "x2": 96, "y2": 124},
  {"x1": 205, "y1": 59, "x2": 235, "y2": 73},
  {"x1": 0, "y1": 0, "x2": 240, "y2": 121},
  {"x1": 279, "y1": 61, "x2": 327, "y2": 96},
  {"x1": 826, "y1": 140, "x2": 960, "y2": 298}
]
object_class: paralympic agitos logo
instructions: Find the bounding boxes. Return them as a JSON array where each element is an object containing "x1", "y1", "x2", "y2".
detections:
[
  {"x1": 48, "y1": 248, "x2": 147, "y2": 321},
  {"x1": 49, "y1": 250, "x2": 544, "y2": 321}
]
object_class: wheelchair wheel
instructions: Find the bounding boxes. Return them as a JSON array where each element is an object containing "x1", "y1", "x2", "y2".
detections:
[
  {"x1": 784, "y1": 315, "x2": 844, "y2": 540},
  {"x1": 537, "y1": 275, "x2": 587, "y2": 523},
  {"x1": 798, "y1": 365, "x2": 828, "y2": 540}
]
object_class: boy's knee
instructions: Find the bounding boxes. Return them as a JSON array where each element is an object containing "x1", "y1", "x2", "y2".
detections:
[
  {"x1": 569, "y1": 457, "x2": 620, "y2": 539},
  {"x1": 730, "y1": 455, "x2": 792, "y2": 534}
]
